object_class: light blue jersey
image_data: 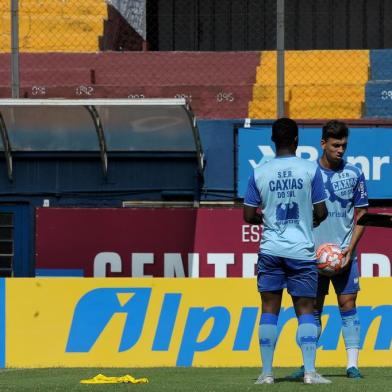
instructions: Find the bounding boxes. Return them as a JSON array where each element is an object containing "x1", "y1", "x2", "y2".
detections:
[
  {"x1": 244, "y1": 156, "x2": 327, "y2": 260},
  {"x1": 314, "y1": 159, "x2": 369, "y2": 251}
]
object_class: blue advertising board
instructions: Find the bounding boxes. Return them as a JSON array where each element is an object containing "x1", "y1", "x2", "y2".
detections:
[{"x1": 237, "y1": 126, "x2": 392, "y2": 199}]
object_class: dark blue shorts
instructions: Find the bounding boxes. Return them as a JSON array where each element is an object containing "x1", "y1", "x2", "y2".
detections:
[
  {"x1": 317, "y1": 256, "x2": 360, "y2": 296},
  {"x1": 257, "y1": 253, "x2": 318, "y2": 298}
]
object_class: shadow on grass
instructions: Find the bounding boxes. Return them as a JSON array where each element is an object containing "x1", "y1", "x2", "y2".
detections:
[{"x1": 251, "y1": 377, "x2": 302, "y2": 384}]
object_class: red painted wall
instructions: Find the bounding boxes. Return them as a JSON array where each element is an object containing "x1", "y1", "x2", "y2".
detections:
[{"x1": 36, "y1": 207, "x2": 392, "y2": 277}]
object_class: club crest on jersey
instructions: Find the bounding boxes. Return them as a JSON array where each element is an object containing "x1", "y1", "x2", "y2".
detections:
[
  {"x1": 324, "y1": 167, "x2": 358, "y2": 208},
  {"x1": 275, "y1": 202, "x2": 299, "y2": 225}
]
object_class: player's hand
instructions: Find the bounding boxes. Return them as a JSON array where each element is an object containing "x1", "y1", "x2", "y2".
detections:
[{"x1": 340, "y1": 247, "x2": 352, "y2": 270}]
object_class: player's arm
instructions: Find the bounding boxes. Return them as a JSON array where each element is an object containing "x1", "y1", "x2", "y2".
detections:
[
  {"x1": 342, "y1": 172, "x2": 369, "y2": 266},
  {"x1": 243, "y1": 171, "x2": 263, "y2": 225},
  {"x1": 243, "y1": 205, "x2": 263, "y2": 225},
  {"x1": 341, "y1": 206, "x2": 367, "y2": 266},
  {"x1": 313, "y1": 201, "x2": 327, "y2": 227},
  {"x1": 311, "y1": 166, "x2": 328, "y2": 227}
]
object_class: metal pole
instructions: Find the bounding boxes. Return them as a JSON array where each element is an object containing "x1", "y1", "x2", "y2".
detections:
[
  {"x1": 11, "y1": 0, "x2": 20, "y2": 98},
  {"x1": 276, "y1": 0, "x2": 285, "y2": 117}
]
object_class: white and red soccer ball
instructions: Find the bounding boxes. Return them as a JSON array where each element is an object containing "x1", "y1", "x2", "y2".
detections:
[{"x1": 316, "y1": 243, "x2": 344, "y2": 275}]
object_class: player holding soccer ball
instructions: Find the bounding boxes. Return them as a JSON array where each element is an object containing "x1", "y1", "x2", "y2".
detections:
[{"x1": 287, "y1": 120, "x2": 368, "y2": 381}]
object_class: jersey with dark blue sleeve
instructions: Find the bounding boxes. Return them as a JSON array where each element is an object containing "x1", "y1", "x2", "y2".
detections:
[{"x1": 313, "y1": 159, "x2": 369, "y2": 250}]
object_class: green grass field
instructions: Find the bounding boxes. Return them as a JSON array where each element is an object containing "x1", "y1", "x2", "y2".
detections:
[{"x1": 0, "y1": 367, "x2": 391, "y2": 391}]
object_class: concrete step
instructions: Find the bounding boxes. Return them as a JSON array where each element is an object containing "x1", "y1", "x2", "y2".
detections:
[
  {"x1": 365, "y1": 81, "x2": 392, "y2": 117},
  {"x1": 1, "y1": 15, "x2": 104, "y2": 36},
  {"x1": 11, "y1": 0, "x2": 106, "y2": 15},
  {"x1": 1, "y1": 32, "x2": 101, "y2": 52},
  {"x1": 288, "y1": 101, "x2": 363, "y2": 119},
  {"x1": 370, "y1": 49, "x2": 392, "y2": 80},
  {"x1": 0, "y1": 68, "x2": 92, "y2": 85},
  {"x1": 289, "y1": 84, "x2": 364, "y2": 100}
]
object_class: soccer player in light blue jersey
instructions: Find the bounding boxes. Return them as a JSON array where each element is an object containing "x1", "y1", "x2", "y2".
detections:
[
  {"x1": 287, "y1": 120, "x2": 368, "y2": 381},
  {"x1": 243, "y1": 118, "x2": 329, "y2": 385}
]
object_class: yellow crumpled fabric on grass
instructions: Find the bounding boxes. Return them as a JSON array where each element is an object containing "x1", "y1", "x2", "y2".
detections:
[{"x1": 80, "y1": 373, "x2": 149, "y2": 384}]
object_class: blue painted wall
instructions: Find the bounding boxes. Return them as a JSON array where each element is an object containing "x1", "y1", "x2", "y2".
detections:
[
  {"x1": 366, "y1": 50, "x2": 392, "y2": 118},
  {"x1": 198, "y1": 119, "x2": 238, "y2": 200}
]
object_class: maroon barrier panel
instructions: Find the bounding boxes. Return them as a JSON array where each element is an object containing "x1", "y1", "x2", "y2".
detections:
[{"x1": 35, "y1": 207, "x2": 392, "y2": 277}]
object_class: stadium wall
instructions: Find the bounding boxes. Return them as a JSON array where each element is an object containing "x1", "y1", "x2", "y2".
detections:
[
  {"x1": 34, "y1": 207, "x2": 392, "y2": 278},
  {"x1": 236, "y1": 121, "x2": 392, "y2": 198},
  {"x1": 1, "y1": 277, "x2": 391, "y2": 368},
  {"x1": 0, "y1": 119, "x2": 391, "y2": 277}
]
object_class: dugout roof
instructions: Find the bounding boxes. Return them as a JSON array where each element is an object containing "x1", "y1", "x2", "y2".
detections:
[{"x1": 0, "y1": 99, "x2": 203, "y2": 181}]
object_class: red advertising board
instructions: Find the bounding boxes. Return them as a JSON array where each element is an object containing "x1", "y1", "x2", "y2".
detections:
[{"x1": 35, "y1": 207, "x2": 392, "y2": 277}]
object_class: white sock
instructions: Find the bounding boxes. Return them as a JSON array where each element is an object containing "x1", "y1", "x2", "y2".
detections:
[{"x1": 346, "y1": 348, "x2": 359, "y2": 369}]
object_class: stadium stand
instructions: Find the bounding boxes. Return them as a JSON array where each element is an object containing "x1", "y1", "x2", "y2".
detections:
[
  {"x1": 0, "y1": 51, "x2": 260, "y2": 119},
  {"x1": 0, "y1": 0, "x2": 380, "y2": 120},
  {"x1": 0, "y1": 0, "x2": 106, "y2": 52},
  {"x1": 249, "y1": 50, "x2": 370, "y2": 119},
  {"x1": 365, "y1": 49, "x2": 392, "y2": 117},
  {"x1": 0, "y1": 1, "x2": 259, "y2": 118}
]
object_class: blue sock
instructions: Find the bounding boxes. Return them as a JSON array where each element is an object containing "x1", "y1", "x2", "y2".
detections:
[
  {"x1": 340, "y1": 308, "x2": 360, "y2": 349},
  {"x1": 313, "y1": 310, "x2": 322, "y2": 342},
  {"x1": 297, "y1": 314, "x2": 317, "y2": 373},
  {"x1": 259, "y1": 313, "x2": 278, "y2": 375},
  {"x1": 295, "y1": 311, "x2": 321, "y2": 347}
]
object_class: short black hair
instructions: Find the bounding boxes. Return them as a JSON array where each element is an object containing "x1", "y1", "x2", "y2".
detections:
[
  {"x1": 322, "y1": 120, "x2": 349, "y2": 141},
  {"x1": 271, "y1": 117, "x2": 298, "y2": 147}
]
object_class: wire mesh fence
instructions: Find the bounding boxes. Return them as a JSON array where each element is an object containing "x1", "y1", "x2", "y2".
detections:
[{"x1": 0, "y1": 0, "x2": 391, "y2": 119}]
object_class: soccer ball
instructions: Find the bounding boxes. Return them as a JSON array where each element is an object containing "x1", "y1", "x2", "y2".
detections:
[{"x1": 316, "y1": 243, "x2": 344, "y2": 276}]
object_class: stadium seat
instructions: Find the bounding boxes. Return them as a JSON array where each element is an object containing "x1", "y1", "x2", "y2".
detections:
[{"x1": 249, "y1": 50, "x2": 369, "y2": 119}]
